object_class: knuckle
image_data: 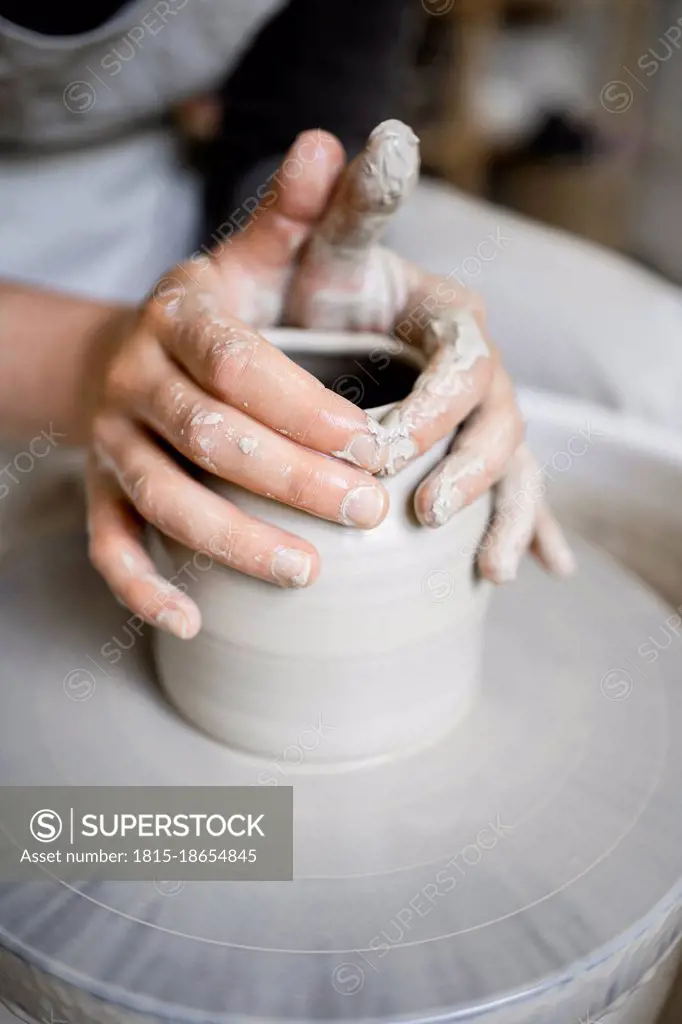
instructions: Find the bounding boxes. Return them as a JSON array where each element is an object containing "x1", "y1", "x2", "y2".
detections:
[
  {"x1": 206, "y1": 330, "x2": 257, "y2": 393},
  {"x1": 147, "y1": 376, "x2": 173, "y2": 425},
  {"x1": 214, "y1": 524, "x2": 237, "y2": 564},
  {"x1": 297, "y1": 405, "x2": 323, "y2": 444},
  {"x1": 103, "y1": 347, "x2": 135, "y2": 404},
  {"x1": 203, "y1": 350, "x2": 223, "y2": 393},
  {"x1": 89, "y1": 425, "x2": 119, "y2": 481},
  {"x1": 144, "y1": 266, "x2": 187, "y2": 325},
  {"x1": 488, "y1": 362, "x2": 514, "y2": 404},
  {"x1": 149, "y1": 377, "x2": 190, "y2": 443},
  {"x1": 180, "y1": 400, "x2": 213, "y2": 454},
  {"x1": 88, "y1": 533, "x2": 118, "y2": 578},
  {"x1": 180, "y1": 409, "x2": 200, "y2": 452},
  {"x1": 287, "y1": 464, "x2": 322, "y2": 509},
  {"x1": 130, "y1": 471, "x2": 155, "y2": 519}
]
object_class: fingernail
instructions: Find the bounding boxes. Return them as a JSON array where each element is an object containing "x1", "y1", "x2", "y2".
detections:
[
  {"x1": 420, "y1": 455, "x2": 486, "y2": 527},
  {"x1": 340, "y1": 485, "x2": 387, "y2": 528},
  {"x1": 333, "y1": 432, "x2": 383, "y2": 472},
  {"x1": 294, "y1": 130, "x2": 329, "y2": 168},
  {"x1": 271, "y1": 547, "x2": 313, "y2": 588},
  {"x1": 370, "y1": 119, "x2": 419, "y2": 148},
  {"x1": 155, "y1": 607, "x2": 195, "y2": 639},
  {"x1": 419, "y1": 483, "x2": 464, "y2": 528},
  {"x1": 367, "y1": 120, "x2": 420, "y2": 194}
]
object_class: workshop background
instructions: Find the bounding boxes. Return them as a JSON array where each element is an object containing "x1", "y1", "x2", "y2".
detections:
[
  {"x1": 412, "y1": 0, "x2": 682, "y2": 283},
  {"x1": 413, "y1": 4, "x2": 682, "y2": 1020}
]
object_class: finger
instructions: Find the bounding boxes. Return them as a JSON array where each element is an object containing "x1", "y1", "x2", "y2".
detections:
[
  {"x1": 530, "y1": 501, "x2": 577, "y2": 578},
  {"x1": 477, "y1": 445, "x2": 540, "y2": 584},
  {"x1": 414, "y1": 369, "x2": 524, "y2": 527},
  {"x1": 310, "y1": 119, "x2": 420, "y2": 254},
  {"x1": 149, "y1": 297, "x2": 386, "y2": 472},
  {"x1": 380, "y1": 307, "x2": 495, "y2": 474},
  {"x1": 92, "y1": 416, "x2": 321, "y2": 589},
  {"x1": 284, "y1": 122, "x2": 420, "y2": 331},
  {"x1": 224, "y1": 130, "x2": 346, "y2": 273},
  {"x1": 131, "y1": 354, "x2": 388, "y2": 528},
  {"x1": 86, "y1": 466, "x2": 202, "y2": 639}
]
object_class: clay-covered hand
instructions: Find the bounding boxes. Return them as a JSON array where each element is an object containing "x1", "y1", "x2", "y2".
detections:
[
  {"x1": 85, "y1": 132, "x2": 398, "y2": 640},
  {"x1": 86, "y1": 123, "x2": 572, "y2": 640},
  {"x1": 286, "y1": 120, "x2": 575, "y2": 584}
]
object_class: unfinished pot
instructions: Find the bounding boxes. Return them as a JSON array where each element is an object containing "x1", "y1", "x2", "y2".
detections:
[{"x1": 152, "y1": 329, "x2": 492, "y2": 765}]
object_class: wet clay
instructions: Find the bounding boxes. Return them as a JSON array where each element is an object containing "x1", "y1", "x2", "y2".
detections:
[{"x1": 152, "y1": 329, "x2": 493, "y2": 763}]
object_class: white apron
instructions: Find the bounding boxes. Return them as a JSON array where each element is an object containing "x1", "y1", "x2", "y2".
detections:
[{"x1": 0, "y1": 0, "x2": 285, "y2": 301}]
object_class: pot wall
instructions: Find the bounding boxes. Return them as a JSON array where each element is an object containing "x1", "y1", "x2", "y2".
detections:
[{"x1": 152, "y1": 331, "x2": 493, "y2": 765}]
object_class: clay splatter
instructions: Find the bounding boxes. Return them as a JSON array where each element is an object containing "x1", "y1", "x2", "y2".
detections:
[{"x1": 238, "y1": 437, "x2": 259, "y2": 456}]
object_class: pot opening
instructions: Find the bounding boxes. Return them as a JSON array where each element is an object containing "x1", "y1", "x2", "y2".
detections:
[{"x1": 285, "y1": 350, "x2": 419, "y2": 410}]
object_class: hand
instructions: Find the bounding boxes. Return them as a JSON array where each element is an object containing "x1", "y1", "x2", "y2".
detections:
[
  {"x1": 285, "y1": 119, "x2": 575, "y2": 584},
  {"x1": 85, "y1": 132, "x2": 398, "y2": 640},
  {"x1": 86, "y1": 121, "x2": 573, "y2": 642}
]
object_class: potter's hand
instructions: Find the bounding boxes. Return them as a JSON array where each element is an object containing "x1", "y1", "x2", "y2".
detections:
[
  {"x1": 85, "y1": 133, "x2": 396, "y2": 638},
  {"x1": 286, "y1": 119, "x2": 575, "y2": 584}
]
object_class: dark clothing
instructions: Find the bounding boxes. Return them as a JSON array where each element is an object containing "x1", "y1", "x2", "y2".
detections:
[
  {"x1": 0, "y1": 0, "x2": 129, "y2": 35},
  {"x1": 204, "y1": 0, "x2": 418, "y2": 230},
  {"x1": 0, "y1": 0, "x2": 418, "y2": 236}
]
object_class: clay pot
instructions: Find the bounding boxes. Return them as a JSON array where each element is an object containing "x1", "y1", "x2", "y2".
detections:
[{"x1": 152, "y1": 329, "x2": 492, "y2": 765}]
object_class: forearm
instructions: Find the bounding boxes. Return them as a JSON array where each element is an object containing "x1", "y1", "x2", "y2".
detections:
[{"x1": 0, "y1": 281, "x2": 133, "y2": 444}]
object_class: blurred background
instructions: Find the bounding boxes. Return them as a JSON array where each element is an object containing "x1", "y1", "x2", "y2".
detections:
[{"x1": 410, "y1": 0, "x2": 682, "y2": 282}]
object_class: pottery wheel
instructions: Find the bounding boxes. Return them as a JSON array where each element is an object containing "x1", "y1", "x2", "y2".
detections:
[{"x1": 0, "y1": 529, "x2": 681, "y2": 1024}]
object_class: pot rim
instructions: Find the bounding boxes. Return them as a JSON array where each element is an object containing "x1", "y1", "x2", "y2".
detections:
[{"x1": 260, "y1": 326, "x2": 425, "y2": 419}]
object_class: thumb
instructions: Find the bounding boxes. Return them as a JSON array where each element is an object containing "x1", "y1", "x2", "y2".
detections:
[{"x1": 218, "y1": 130, "x2": 346, "y2": 273}]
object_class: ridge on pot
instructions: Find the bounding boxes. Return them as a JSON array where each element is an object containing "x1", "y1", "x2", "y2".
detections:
[{"x1": 152, "y1": 330, "x2": 493, "y2": 767}]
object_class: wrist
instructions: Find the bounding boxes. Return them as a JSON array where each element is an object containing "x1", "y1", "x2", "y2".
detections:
[{"x1": 0, "y1": 282, "x2": 136, "y2": 444}]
